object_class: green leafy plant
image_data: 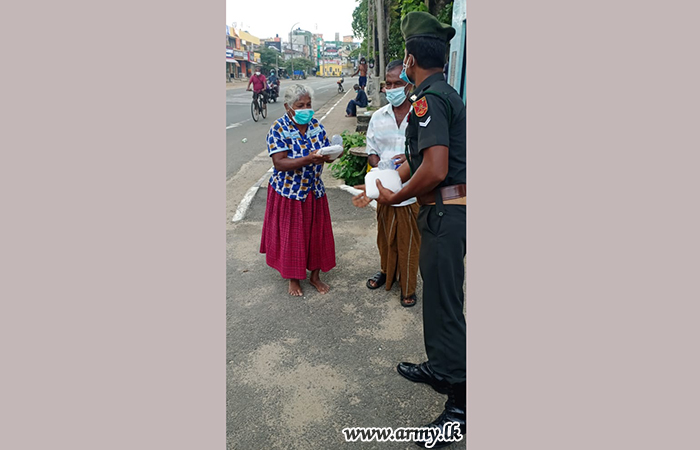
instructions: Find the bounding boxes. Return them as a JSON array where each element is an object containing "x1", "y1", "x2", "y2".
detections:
[
  {"x1": 352, "y1": 0, "x2": 454, "y2": 70},
  {"x1": 330, "y1": 131, "x2": 368, "y2": 186}
]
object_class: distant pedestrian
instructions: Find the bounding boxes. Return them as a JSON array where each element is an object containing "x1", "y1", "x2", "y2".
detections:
[
  {"x1": 260, "y1": 84, "x2": 339, "y2": 296},
  {"x1": 345, "y1": 84, "x2": 368, "y2": 117},
  {"x1": 351, "y1": 57, "x2": 370, "y2": 90},
  {"x1": 352, "y1": 60, "x2": 419, "y2": 308}
]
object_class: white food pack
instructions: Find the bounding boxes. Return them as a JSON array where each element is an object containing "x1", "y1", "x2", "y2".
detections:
[
  {"x1": 364, "y1": 168, "x2": 402, "y2": 199},
  {"x1": 317, "y1": 134, "x2": 344, "y2": 161},
  {"x1": 317, "y1": 144, "x2": 343, "y2": 160}
]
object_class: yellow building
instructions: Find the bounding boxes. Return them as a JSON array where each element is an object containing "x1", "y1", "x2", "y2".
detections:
[
  {"x1": 319, "y1": 64, "x2": 342, "y2": 77},
  {"x1": 237, "y1": 30, "x2": 260, "y2": 46},
  {"x1": 317, "y1": 58, "x2": 344, "y2": 77}
]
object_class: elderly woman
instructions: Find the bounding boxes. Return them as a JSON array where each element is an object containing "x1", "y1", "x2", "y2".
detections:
[{"x1": 260, "y1": 84, "x2": 340, "y2": 297}]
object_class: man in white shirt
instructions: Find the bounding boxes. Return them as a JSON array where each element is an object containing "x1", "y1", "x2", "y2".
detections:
[{"x1": 355, "y1": 60, "x2": 420, "y2": 307}]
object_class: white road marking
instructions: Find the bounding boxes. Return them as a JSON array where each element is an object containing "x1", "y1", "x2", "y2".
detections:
[
  {"x1": 231, "y1": 167, "x2": 274, "y2": 222},
  {"x1": 320, "y1": 89, "x2": 352, "y2": 122},
  {"x1": 226, "y1": 119, "x2": 252, "y2": 130}
]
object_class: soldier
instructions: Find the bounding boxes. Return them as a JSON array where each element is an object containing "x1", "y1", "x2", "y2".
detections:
[{"x1": 374, "y1": 11, "x2": 466, "y2": 448}]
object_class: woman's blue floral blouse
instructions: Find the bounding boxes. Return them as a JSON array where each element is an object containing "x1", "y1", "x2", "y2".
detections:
[{"x1": 266, "y1": 114, "x2": 331, "y2": 201}]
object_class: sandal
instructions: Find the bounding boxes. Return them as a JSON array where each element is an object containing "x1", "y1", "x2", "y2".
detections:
[
  {"x1": 401, "y1": 293, "x2": 417, "y2": 308},
  {"x1": 366, "y1": 271, "x2": 387, "y2": 290}
]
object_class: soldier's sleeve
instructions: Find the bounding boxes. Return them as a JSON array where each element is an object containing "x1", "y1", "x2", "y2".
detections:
[{"x1": 415, "y1": 95, "x2": 450, "y2": 153}]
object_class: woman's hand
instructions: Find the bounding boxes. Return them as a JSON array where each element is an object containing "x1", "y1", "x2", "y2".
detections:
[
  {"x1": 351, "y1": 185, "x2": 372, "y2": 208},
  {"x1": 309, "y1": 149, "x2": 332, "y2": 165}
]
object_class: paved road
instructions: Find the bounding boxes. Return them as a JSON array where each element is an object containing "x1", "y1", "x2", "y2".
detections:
[{"x1": 226, "y1": 77, "x2": 346, "y2": 180}]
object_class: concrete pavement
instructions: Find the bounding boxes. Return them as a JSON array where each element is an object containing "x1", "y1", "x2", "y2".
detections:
[{"x1": 226, "y1": 77, "x2": 464, "y2": 450}]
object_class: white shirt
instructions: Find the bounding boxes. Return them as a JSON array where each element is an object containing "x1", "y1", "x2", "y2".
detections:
[{"x1": 366, "y1": 103, "x2": 416, "y2": 207}]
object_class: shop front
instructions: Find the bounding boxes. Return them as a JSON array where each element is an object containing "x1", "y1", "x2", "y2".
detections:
[
  {"x1": 226, "y1": 48, "x2": 239, "y2": 80},
  {"x1": 234, "y1": 50, "x2": 247, "y2": 78}
]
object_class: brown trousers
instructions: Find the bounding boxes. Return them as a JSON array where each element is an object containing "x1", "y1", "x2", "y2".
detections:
[{"x1": 376, "y1": 202, "x2": 421, "y2": 296}]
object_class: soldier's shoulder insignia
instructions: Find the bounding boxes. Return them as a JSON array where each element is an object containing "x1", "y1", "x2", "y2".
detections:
[{"x1": 414, "y1": 97, "x2": 428, "y2": 117}]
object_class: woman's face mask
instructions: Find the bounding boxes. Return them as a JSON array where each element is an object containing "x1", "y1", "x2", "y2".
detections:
[{"x1": 288, "y1": 106, "x2": 314, "y2": 125}]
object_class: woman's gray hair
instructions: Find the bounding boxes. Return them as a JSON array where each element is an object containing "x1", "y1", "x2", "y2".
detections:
[{"x1": 284, "y1": 84, "x2": 314, "y2": 106}]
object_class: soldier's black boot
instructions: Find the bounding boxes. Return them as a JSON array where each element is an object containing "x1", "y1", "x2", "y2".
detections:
[
  {"x1": 414, "y1": 381, "x2": 466, "y2": 449},
  {"x1": 397, "y1": 361, "x2": 449, "y2": 394}
]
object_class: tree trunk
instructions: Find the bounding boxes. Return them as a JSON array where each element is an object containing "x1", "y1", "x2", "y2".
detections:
[
  {"x1": 375, "y1": 0, "x2": 386, "y2": 104},
  {"x1": 385, "y1": 0, "x2": 391, "y2": 61},
  {"x1": 368, "y1": 0, "x2": 374, "y2": 76}
]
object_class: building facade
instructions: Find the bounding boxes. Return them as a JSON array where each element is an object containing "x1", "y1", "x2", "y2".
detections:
[
  {"x1": 226, "y1": 26, "x2": 240, "y2": 80},
  {"x1": 236, "y1": 30, "x2": 262, "y2": 78},
  {"x1": 316, "y1": 38, "x2": 359, "y2": 76},
  {"x1": 290, "y1": 28, "x2": 313, "y2": 59}
]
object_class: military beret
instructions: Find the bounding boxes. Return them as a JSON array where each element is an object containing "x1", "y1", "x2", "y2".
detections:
[{"x1": 401, "y1": 11, "x2": 456, "y2": 43}]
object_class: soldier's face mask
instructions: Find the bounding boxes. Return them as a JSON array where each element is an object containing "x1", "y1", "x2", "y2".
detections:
[{"x1": 400, "y1": 55, "x2": 415, "y2": 85}]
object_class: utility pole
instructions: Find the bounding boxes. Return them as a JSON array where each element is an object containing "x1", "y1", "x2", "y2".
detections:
[
  {"x1": 289, "y1": 22, "x2": 300, "y2": 80},
  {"x1": 368, "y1": 0, "x2": 374, "y2": 69},
  {"x1": 375, "y1": 0, "x2": 386, "y2": 105}
]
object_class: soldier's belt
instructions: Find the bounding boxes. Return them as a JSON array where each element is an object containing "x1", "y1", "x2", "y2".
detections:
[{"x1": 417, "y1": 184, "x2": 466, "y2": 206}]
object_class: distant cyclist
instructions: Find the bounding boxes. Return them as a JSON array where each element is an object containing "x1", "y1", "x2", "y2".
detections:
[{"x1": 246, "y1": 66, "x2": 268, "y2": 104}]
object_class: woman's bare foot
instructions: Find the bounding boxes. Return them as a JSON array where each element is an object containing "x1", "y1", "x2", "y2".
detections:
[
  {"x1": 309, "y1": 270, "x2": 330, "y2": 294},
  {"x1": 288, "y1": 279, "x2": 303, "y2": 297}
]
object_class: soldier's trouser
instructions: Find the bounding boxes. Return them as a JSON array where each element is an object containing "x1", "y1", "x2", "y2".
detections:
[{"x1": 417, "y1": 201, "x2": 466, "y2": 384}]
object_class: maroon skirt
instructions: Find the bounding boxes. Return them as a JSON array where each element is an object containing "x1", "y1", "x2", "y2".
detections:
[{"x1": 260, "y1": 185, "x2": 336, "y2": 280}]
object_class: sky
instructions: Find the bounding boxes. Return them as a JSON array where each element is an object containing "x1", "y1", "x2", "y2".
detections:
[{"x1": 225, "y1": 0, "x2": 360, "y2": 43}]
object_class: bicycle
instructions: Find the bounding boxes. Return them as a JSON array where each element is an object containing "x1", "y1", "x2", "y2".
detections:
[{"x1": 249, "y1": 89, "x2": 267, "y2": 122}]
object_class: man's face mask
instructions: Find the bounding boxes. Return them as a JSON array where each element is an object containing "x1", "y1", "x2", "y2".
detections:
[{"x1": 386, "y1": 85, "x2": 409, "y2": 107}]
